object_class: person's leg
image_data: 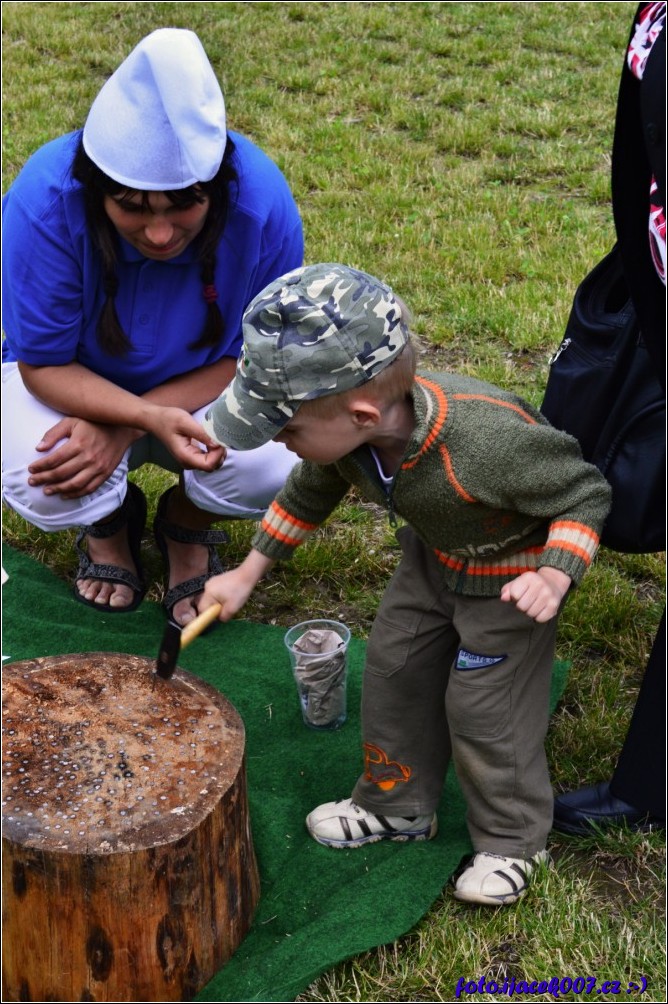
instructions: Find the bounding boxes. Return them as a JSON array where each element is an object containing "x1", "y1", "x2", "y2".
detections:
[
  {"x1": 2, "y1": 375, "x2": 296, "y2": 618},
  {"x1": 446, "y1": 594, "x2": 559, "y2": 859},
  {"x1": 2, "y1": 363, "x2": 129, "y2": 528},
  {"x1": 553, "y1": 610, "x2": 665, "y2": 834},
  {"x1": 611, "y1": 609, "x2": 665, "y2": 816},
  {"x1": 445, "y1": 594, "x2": 558, "y2": 905},
  {"x1": 351, "y1": 532, "x2": 457, "y2": 817},
  {"x1": 2, "y1": 363, "x2": 143, "y2": 610},
  {"x1": 307, "y1": 528, "x2": 457, "y2": 846}
]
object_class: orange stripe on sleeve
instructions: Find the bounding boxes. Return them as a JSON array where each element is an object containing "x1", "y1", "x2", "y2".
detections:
[
  {"x1": 549, "y1": 521, "x2": 600, "y2": 544},
  {"x1": 266, "y1": 502, "x2": 319, "y2": 533},
  {"x1": 545, "y1": 539, "x2": 595, "y2": 566},
  {"x1": 262, "y1": 524, "x2": 304, "y2": 548}
]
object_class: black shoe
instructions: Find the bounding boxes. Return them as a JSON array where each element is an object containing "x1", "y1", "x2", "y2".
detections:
[{"x1": 552, "y1": 781, "x2": 663, "y2": 835}]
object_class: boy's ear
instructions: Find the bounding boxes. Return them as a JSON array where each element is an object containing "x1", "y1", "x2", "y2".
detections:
[{"x1": 348, "y1": 399, "x2": 382, "y2": 428}]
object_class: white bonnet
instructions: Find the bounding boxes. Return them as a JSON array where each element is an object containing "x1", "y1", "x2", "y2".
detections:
[{"x1": 82, "y1": 28, "x2": 227, "y2": 190}]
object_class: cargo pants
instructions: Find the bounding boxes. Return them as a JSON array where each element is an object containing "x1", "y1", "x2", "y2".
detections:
[{"x1": 351, "y1": 527, "x2": 560, "y2": 858}]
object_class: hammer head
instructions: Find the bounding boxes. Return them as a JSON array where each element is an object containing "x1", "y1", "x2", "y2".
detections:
[{"x1": 156, "y1": 620, "x2": 182, "y2": 679}]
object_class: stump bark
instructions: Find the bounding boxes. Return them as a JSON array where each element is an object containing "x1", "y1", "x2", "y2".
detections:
[{"x1": 2, "y1": 653, "x2": 260, "y2": 1002}]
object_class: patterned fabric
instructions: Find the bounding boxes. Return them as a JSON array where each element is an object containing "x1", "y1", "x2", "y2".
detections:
[
  {"x1": 627, "y1": 1, "x2": 666, "y2": 78},
  {"x1": 251, "y1": 371, "x2": 612, "y2": 596},
  {"x1": 649, "y1": 177, "x2": 667, "y2": 281},
  {"x1": 204, "y1": 264, "x2": 409, "y2": 450},
  {"x1": 628, "y1": 1, "x2": 666, "y2": 285}
]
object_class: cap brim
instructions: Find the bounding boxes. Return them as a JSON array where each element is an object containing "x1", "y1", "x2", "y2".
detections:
[{"x1": 203, "y1": 380, "x2": 298, "y2": 451}]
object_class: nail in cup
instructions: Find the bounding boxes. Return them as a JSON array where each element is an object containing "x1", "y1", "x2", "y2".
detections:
[{"x1": 284, "y1": 619, "x2": 350, "y2": 730}]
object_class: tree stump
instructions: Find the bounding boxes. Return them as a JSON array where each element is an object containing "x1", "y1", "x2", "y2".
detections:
[{"x1": 2, "y1": 653, "x2": 260, "y2": 1003}]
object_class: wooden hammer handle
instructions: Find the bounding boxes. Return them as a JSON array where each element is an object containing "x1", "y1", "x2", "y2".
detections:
[{"x1": 180, "y1": 604, "x2": 222, "y2": 649}]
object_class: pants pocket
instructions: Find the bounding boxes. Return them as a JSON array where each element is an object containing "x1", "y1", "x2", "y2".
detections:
[
  {"x1": 365, "y1": 617, "x2": 417, "y2": 680},
  {"x1": 446, "y1": 675, "x2": 512, "y2": 738}
]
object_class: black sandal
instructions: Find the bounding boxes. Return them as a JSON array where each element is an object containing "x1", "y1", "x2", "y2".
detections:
[
  {"x1": 73, "y1": 481, "x2": 147, "y2": 613},
  {"x1": 153, "y1": 486, "x2": 228, "y2": 621}
]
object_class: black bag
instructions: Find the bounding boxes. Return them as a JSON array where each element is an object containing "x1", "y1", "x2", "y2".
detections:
[{"x1": 541, "y1": 246, "x2": 665, "y2": 554}]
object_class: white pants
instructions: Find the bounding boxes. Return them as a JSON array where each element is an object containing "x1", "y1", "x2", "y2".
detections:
[{"x1": 2, "y1": 362, "x2": 298, "y2": 531}]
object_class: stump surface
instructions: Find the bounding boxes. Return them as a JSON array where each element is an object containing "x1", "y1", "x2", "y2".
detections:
[{"x1": 2, "y1": 653, "x2": 260, "y2": 1002}]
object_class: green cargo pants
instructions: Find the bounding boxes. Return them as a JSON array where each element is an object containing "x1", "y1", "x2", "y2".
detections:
[{"x1": 351, "y1": 527, "x2": 560, "y2": 857}]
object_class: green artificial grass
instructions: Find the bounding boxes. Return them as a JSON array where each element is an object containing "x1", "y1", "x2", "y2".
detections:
[{"x1": 3, "y1": 544, "x2": 569, "y2": 1002}]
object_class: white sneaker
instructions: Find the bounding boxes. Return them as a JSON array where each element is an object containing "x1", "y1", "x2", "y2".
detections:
[
  {"x1": 306, "y1": 797, "x2": 438, "y2": 848},
  {"x1": 452, "y1": 849, "x2": 550, "y2": 906}
]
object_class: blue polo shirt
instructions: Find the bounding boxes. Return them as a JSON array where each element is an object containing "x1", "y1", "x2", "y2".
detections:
[{"x1": 2, "y1": 130, "x2": 303, "y2": 396}]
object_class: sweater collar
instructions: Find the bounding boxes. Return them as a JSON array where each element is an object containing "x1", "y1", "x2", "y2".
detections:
[{"x1": 400, "y1": 373, "x2": 450, "y2": 469}]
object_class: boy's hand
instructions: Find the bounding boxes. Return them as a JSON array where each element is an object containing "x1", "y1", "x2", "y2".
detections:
[
  {"x1": 198, "y1": 569, "x2": 257, "y2": 622},
  {"x1": 198, "y1": 549, "x2": 276, "y2": 622},
  {"x1": 500, "y1": 568, "x2": 571, "y2": 623}
]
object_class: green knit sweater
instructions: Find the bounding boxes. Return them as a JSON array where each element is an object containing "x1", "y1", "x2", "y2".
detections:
[{"x1": 252, "y1": 371, "x2": 612, "y2": 595}]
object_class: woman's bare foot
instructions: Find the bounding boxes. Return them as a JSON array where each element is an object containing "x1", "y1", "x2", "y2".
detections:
[{"x1": 76, "y1": 523, "x2": 138, "y2": 609}]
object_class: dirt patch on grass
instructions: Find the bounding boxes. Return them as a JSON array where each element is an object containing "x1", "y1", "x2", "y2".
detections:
[{"x1": 551, "y1": 839, "x2": 666, "y2": 910}]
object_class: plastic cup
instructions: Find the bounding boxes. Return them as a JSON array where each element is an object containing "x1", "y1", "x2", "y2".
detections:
[{"x1": 284, "y1": 619, "x2": 351, "y2": 730}]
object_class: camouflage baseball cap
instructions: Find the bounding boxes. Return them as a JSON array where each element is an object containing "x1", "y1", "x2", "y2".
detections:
[{"x1": 203, "y1": 263, "x2": 410, "y2": 450}]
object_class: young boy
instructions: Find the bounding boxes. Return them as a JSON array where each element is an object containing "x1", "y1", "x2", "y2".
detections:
[{"x1": 200, "y1": 263, "x2": 612, "y2": 907}]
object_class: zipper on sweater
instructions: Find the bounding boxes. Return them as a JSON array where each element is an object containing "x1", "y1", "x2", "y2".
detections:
[
  {"x1": 455, "y1": 563, "x2": 470, "y2": 594},
  {"x1": 385, "y1": 465, "x2": 403, "y2": 529},
  {"x1": 350, "y1": 446, "x2": 400, "y2": 528},
  {"x1": 387, "y1": 493, "x2": 398, "y2": 528}
]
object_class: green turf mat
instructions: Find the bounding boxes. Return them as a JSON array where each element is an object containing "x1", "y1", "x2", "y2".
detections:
[{"x1": 2, "y1": 545, "x2": 569, "y2": 1002}]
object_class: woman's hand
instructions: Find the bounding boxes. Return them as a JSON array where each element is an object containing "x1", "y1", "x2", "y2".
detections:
[
  {"x1": 145, "y1": 406, "x2": 226, "y2": 471},
  {"x1": 500, "y1": 567, "x2": 571, "y2": 623},
  {"x1": 28, "y1": 418, "x2": 137, "y2": 498},
  {"x1": 20, "y1": 360, "x2": 227, "y2": 495}
]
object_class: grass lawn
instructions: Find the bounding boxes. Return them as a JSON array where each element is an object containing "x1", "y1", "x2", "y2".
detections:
[{"x1": 2, "y1": 2, "x2": 665, "y2": 1001}]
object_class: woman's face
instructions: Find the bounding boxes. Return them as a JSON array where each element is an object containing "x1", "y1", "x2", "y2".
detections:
[{"x1": 103, "y1": 190, "x2": 210, "y2": 260}]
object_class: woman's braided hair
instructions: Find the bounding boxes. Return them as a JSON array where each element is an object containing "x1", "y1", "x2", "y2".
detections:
[{"x1": 72, "y1": 135, "x2": 238, "y2": 356}]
